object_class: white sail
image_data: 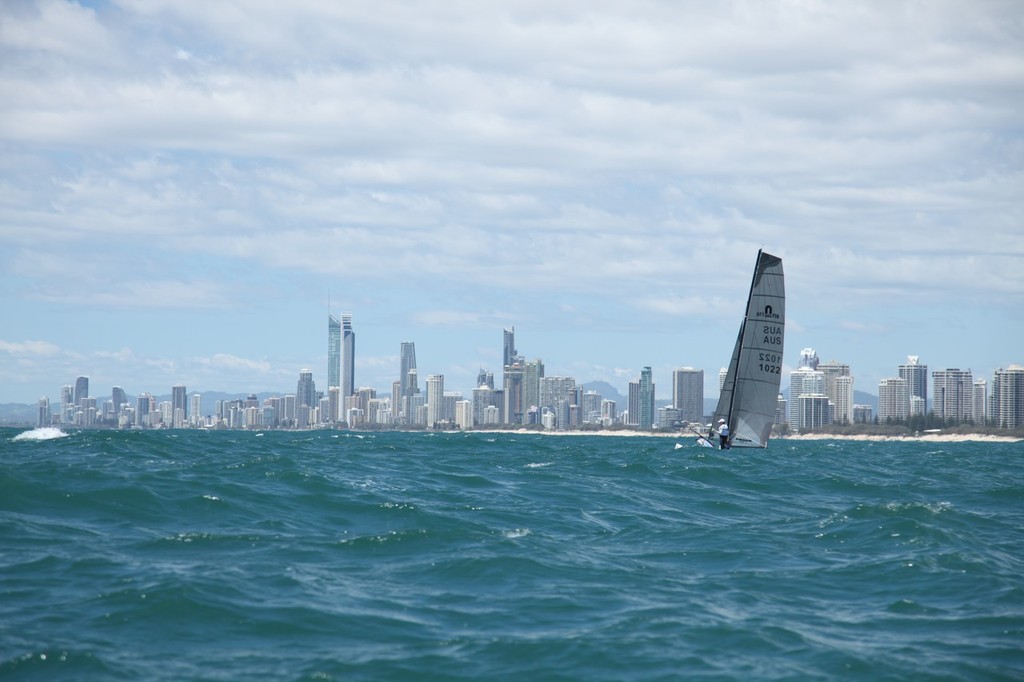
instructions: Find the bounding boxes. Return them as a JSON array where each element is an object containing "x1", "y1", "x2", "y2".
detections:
[{"x1": 712, "y1": 250, "x2": 785, "y2": 448}]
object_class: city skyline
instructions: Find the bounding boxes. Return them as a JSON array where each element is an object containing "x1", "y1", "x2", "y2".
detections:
[
  {"x1": 2, "y1": 2, "x2": 1022, "y2": 405},
  {"x1": 33, "y1": 340, "x2": 1024, "y2": 431},
  {"x1": 30, "y1": 319, "x2": 1023, "y2": 426}
]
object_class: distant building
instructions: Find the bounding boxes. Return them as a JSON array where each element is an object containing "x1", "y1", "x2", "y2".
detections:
[
  {"x1": 75, "y1": 376, "x2": 89, "y2": 408},
  {"x1": 426, "y1": 374, "x2": 444, "y2": 428},
  {"x1": 932, "y1": 368, "x2": 973, "y2": 423},
  {"x1": 819, "y1": 361, "x2": 852, "y2": 425},
  {"x1": 171, "y1": 384, "x2": 187, "y2": 428},
  {"x1": 797, "y1": 394, "x2": 831, "y2": 430},
  {"x1": 972, "y1": 379, "x2": 987, "y2": 425},
  {"x1": 341, "y1": 313, "x2": 355, "y2": 403},
  {"x1": 992, "y1": 365, "x2": 1024, "y2": 429},
  {"x1": 898, "y1": 356, "x2": 928, "y2": 415},
  {"x1": 853, "y1": 404, "x2": 873, "y2": 424},
  {"x1": 789, "y1": 367, "x2": 824, "y2": 427},
  {"x1": 37, "y1": 396, "x2": 50, "y2": 427},
  {"x1": 296, "y1": 369, "x2": 316, "y2": 408},
  {"x1": 638, "y1": 366, "x2": 655, "y2": 429},
  {"x1": 503, "y1": 364, "x2": 524, "y2": 425},
  {"x1": 878, "y1": 377, "x2": 909, "y2": 423},
  {"x1": 328, "y1": 313, "x2": 341, "y2": 392},
  {"x1": 672, "y1": 367, "x2": 704, "y2": 424}
]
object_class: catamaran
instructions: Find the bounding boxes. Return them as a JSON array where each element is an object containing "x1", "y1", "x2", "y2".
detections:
[{"x1": 697, "y1": 250, "x2": 785, "y2": 449}]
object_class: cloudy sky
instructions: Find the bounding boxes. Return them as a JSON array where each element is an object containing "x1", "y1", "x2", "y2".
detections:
[{"x1": 1, "y1": 0, "x2": 1022, "y2": 405}]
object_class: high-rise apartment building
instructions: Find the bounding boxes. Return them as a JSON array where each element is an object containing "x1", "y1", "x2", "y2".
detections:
[
  {"x1": 296, "y1": 369, "x2": 316, "y2": 408},
  {"x1": 789, "y1": 366, "x2": 824, "y2": 427},
  {"x1": 523, "y1": 359, "x2": 544, "y2": 414},
  {"x1": 832, "y1": 375, "x2": 854, "y2": 425},
  {"x1": 191, "y1": 393, "x2": 202, "y2": 425},
  {"x1": 540, "y1": 376, "x2": 576, "y2": 413},
  {"x1": 423, "y1": 372, "x2": 444, "y2": 425},
  {"x1": 899, "y1": 356, "x2": 928, "y2": 414},
  {"x1": 503, "y1": 363, "x2": 524, "y2": 424},
  {"x1": 638, "y1": 366, "x2": 655, "y2": 429},
  {"x1": 818, "y1": 360, "x2": 851, "y2": 424},
  {"x1": 328, "y1": 313, "x2": 341, "y2": 391},
  {"x1": 172, "y1": 384, "x2": 187, "y2": 427},
  {"x1": 341, "y1": 313, "x2": 355, "y2": 402},
  {"x1": 74, "y1": 376, "x2": 89, "y2": 407},
  {"x1": 37, "y1": 396, "x2": 50, "y2": 427},
  {"x1": 992, "y1": 365, "x2": 1024, "y2": 429},
  {"x1": 932, "y1": 368, "x2": 973, "y2": 423},
  {"x1": 672, "y1": 367, "x2": 704, "y2": 424},
  {"x1": 878, "y1": 377, "x2": 910, "y2": 422},
  {"x1": 111, "y1": 386, "x2": 127, "y2": 415},
  {"x1": 972, "y1": 379, "x2": 987, "y2": 425}
]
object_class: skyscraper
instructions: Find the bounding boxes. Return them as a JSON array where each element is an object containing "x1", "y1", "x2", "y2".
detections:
[
  {"x1": 296, "y1": 369, "x2": 316, "y2": 408},
  {"x1": 426, "y1": 374, "x2": 444, "y2": 428},
  {"x1": 878, "y1": 377, "x2": 910, "y2": 423},
  {"x1": 399, "y1": 342, "x2": 418, "y2": 424},
  {"x1": 172, "y1": 384, "x2": 187, "y2": 427},
  {"x1": 502, "y1": 363, "x2": 524, "y2": 424},
  {"x1": 992, "y1": 365, "x2": 1024, "y2": 429},
  {"x1": 672, "y1": 367, "x2": 704, "y2": 424},
  {"x1": 523, "y1": 359, "x2": 544, "y2": 413},
  {"x1": 341, "y1": 313, "x2": 355, "y2": 402},
  {"x1": 503, "y1": 327, "x2": 517, "y2": 371},
  {"x1": 899, "y1": 356, "x2": 928, "y2": 414},
  {"x1": 819, "y1": 361, "x2": 852, "y2": 425},
  {"x1": 638, "y1": 366, "x2": 655, "y2": 429},
  {"x1": 789, "y1": 365, "x2": 824, "y2": 428},
  {"x1": 112, "y1": 386, "x2": 127, "y2": 419},
  {"x1": 74, "y1": 376, "x2": 89, "y2": 408},
  {"x1": 932, "y1": 368, "x2": 973, "y2": 423},
  {"x1": 328, "y1": 313, "x2": 341, "y2": 390}
]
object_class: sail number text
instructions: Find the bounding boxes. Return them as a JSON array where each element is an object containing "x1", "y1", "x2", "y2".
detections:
[
  {"x1": 762, "y1": 325, "x2": 783, "y2": 346},
  {"x1": 758, "y1": 351, "x2": 782, "y2": 375}
]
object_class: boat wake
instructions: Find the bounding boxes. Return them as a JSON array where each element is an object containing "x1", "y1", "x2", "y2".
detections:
[{"x1": 12, "y1": 427, "x2": 69, "y2": 442}]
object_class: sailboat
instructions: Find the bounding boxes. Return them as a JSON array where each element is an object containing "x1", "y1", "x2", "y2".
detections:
[{"x1": 699, "y1": 250, "x2": 785, "y2": 449}]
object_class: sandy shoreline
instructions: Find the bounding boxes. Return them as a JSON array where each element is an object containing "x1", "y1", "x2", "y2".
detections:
[{"x1": 474, "y1": 429, "x2": 1022, "y2": 443}]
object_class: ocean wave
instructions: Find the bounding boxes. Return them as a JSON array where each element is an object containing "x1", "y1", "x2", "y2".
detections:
[{"x1": 12, "y1": 426, "x2": 68, "y2": 441}]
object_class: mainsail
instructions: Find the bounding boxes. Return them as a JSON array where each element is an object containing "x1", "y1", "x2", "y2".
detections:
[{"x1": 712, "y1": 250, "x2": 785, "y2": 448}]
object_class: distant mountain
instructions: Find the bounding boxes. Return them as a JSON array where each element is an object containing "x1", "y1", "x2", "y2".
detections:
[
  {"x1": 580, "y1": 381, "x2": 627, "y2": 406},
  {"x1": 0, "y1": 403, "x2": 37, "y2": 427}
]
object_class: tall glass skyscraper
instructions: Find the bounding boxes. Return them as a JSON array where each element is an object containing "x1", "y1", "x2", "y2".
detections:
[
  {"x1": 342, "y1": 313, "x2": 355, "y2": 401},
  {"x1": 328, "y1": 313, "x2": 341, "y2": 390},
  {"x1": 638, "y1": 366, "x2": 655, "y2": 429},
  {"x1": 400, "y1": 342, "x2": 418, "y2": 424}
]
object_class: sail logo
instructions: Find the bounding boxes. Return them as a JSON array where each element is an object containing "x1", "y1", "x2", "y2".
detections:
[{"x1": 755, "y1": 304, "x2": 781, "y2": 320}]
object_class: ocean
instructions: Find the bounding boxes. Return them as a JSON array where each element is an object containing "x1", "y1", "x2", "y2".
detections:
[{"x1": 1, "y1": 427, "x2": 1022, "y2": 681}]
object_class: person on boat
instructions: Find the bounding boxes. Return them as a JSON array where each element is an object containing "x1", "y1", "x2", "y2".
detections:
[{"x1": 717, "y1": 418, "x2": 731, "y2": 449}]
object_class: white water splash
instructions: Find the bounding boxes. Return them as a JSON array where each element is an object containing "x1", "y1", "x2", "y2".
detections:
[{"x1": 12, "y1": 427, "x2": 69, "y2": 442}]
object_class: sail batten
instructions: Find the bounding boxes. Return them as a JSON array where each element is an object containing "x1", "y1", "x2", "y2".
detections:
[{"x1": 712, "y1": 250, "x2": 785, "y2": 448}]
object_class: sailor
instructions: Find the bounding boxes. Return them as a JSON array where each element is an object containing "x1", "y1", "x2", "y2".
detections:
[{"x1": 718, "y1": 418, "x2": 730, "y2": 449}]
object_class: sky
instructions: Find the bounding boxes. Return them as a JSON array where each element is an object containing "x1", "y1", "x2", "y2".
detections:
[{"x1": 1, "y1": 0, "x2": 1022, "y2": 405}]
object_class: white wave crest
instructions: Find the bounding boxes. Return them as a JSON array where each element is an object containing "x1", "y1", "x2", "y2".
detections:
[{"x1": 12, "y1": 427, "x2": 69, "y2": 442}]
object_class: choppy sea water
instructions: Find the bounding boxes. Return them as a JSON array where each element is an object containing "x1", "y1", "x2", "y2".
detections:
[{"x1": 1, "y1": 427, "x2": 1022, "y2": 681}]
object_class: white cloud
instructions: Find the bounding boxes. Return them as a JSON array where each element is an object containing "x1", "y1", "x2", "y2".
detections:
[{"x1": 0, "y1": 339, "x2": 61, "y2": 356}]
